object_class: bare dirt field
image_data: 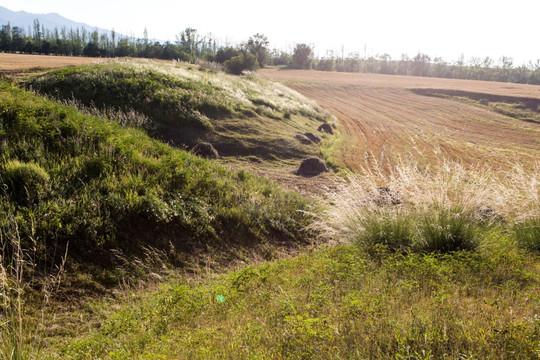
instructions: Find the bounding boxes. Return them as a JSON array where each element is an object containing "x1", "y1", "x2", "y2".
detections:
[
  {"x1": 0, "y1": 53, "x2": 102, "y2": 74},
  {"x1": 260, "y1": 69, "x2": 540, "y2": 173}
]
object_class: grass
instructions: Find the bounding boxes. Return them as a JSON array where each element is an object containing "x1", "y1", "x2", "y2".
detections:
[
  {"x1": 0, "y1": 76, "x2": 326, "y2": 357},
  {"x1": 44, "y1": 240, "x2": 540, "y2": 359},
  {"x1": 25, "y1": 59, "x2": 336, "y2": 162},
  {"x1": 323, "y1": 160, "x2": 539, "y2": 252},
  {"x1": 2, "y1": 59, "x2": 540, "y2": 358},
  {"x1": 26, "y1": 159, "x2": 538, "y2": 359},
  {"x1": 0, "y1": 80, "x2": 317, "y2": 271},
  {"x1": 514, "y1": 217, "x2": 540, "y2": 252}
]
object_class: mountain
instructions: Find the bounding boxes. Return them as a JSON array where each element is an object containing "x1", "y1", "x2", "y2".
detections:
[{"x1": 0, "y1": 6, "x2": 109, "y2": 34}]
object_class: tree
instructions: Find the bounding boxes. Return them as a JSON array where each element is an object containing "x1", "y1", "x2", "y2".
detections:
[
  {"x1": 215, "y1": 46, "x2": 239, "y2": 64},
  {"x1": 291, "y1": 43, "x2": 312, "y2": 69},
  {"x1": 246, "y1": 33, "x2": 269, "y2": 68},
  {"x1": 224, "y1": 52, "x2": 258, "y2": 75},
  {"x1": 83, "y1": 42, "x2": 100, "y2": 57}
]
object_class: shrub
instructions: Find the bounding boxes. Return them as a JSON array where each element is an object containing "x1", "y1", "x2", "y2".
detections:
[
  {"x1": 514, "y1": 217, "x2": 540, "y2": 252},
  {"x1": 1, "y1": 160, "x2": 49, "y2": 205},
  {"x1": 416, "y1": 208, "x2": 479, "y2": 253},
  {"x1": 224, "y1": 53, "x2": 259, "y2": 75}
]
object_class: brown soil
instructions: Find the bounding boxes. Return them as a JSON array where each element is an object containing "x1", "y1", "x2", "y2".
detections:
[{"x1": 259, "y1": 69, "x2": 540, "y2": 173}]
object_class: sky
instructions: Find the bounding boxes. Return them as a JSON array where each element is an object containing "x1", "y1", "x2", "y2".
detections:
[{"x1": 2, "y1": 0, "x2": 539, "y2": 66}]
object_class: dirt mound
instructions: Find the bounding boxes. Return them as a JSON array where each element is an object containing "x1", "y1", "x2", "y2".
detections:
[
  {"x1": 294, "y1": 134, "x2": 312, "y2": 144},
  {"x1": 318, "y1": 123, "x2": 334, "y2": 134},
  {"x1": 304, "y1": 132, "x2": 321, "y2": 143},
  {"x1": 192, "y1": 142, "x2": 220, "y2": 159},
  {"x1": 296, "y1": 158, "x2": 328, "y2": 176}
]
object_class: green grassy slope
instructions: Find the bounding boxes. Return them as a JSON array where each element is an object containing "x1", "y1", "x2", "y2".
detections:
[
  {"x1": 0, "y1": 81, "x2": 315, "y2": 271},
  {"x1": 25, "y1": 59, "x2": 336, "y2": 161}
]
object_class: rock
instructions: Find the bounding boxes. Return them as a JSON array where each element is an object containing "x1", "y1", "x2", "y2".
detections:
[
  {"x1": 317, "y1": 123, "x2": 334, "y2": 134},
  {"x1": 294, "y1": 134, "x2": 312, "y2": 144},
  {"x1": 372, "y1": 186, "x2": 404, "y2": 206},
  {"x1": 473, "y1": 205, "x2": 504, "y2": 223},
  {"x1": 304, "y1": 132, "x2": 321, "y2": 144},
  {"x1": 296, "y1": 157, "x2": 328, "y2": 176},
  {"x1": 192, "y1": 142, "x2": 220, "y2": 159}
]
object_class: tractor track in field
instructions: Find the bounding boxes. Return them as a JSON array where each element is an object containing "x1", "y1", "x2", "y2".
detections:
[{"x1": 260, "y1": 69, "x2": 540, "y2": 173}]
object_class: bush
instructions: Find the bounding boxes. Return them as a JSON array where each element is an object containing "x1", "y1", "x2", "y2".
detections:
[
  {"x1": 355, "y1": 211, "x2": 414, "y2": 251},
  {"x1": 224, "y1": 53, "x2": 259, "y2": 75},
  {"x1": 416, "y1": 208, "x2": 479, "y2": 253},
  {"x1": 1, "y1": 160, "x2": 49, "y2": 205},
  {"x1": 514, "y1": 217, "x2": 540, "y2": 252}
]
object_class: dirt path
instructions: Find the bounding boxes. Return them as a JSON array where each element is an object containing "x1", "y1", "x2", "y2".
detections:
[{"x1": 260, "y1": 69, "x2": 540, "y2": 172}]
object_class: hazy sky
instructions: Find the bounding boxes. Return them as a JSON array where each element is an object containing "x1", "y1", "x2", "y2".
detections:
[{"x1": 2, "y1": 0, "x2": 538, "y2": 65}]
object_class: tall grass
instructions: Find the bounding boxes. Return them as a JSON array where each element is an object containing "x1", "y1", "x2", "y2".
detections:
[
  {"x1": 323, "y1": 160, "x2": 540, "y2": 253},
  {"x1": 0, "y1": 195, "x2": 66, "y2": 360}
]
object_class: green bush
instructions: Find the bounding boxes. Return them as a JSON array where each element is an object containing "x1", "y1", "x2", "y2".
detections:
[
  {"x1": 224, "y1": 53, "x2": 259, "y2": 75},
  {"x1": 416, "y1": 208, "x2": 479, "y2": 253},
  {"x1": 1, "y1": 160, "x2": 49, "y2": 205},
  {"x1": 514, "y1": 217, "x2": 540, "y2": 252}
]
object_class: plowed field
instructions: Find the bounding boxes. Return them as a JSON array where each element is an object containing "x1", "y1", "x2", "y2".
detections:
[
  {"x1": 260, "y1": 69, "x2": 540, "y2": 172},
  {"x1": 0, "y1": 53, "x2": 101, "y2": 74}
]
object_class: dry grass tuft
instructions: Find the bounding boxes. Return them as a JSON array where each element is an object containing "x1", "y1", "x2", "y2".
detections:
[{"x1": 322, "y1": 159, "x2": 540, "y2": 249}]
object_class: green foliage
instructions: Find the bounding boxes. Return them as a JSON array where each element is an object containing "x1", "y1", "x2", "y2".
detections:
[
  {"x1": 416, "y1": 208, "x2": 480, "y2": 253},
  {"x1": 1, "y1": 159, "x2": 49, "y2": 205},
  {"x1": 25, "y1": 61, "x2": 334, "y2": 161},
  {"x1": 514, "y1": 217, "x2": 540, "y2": 252},
  {"x1": 350, "y1": 207, "x2": 480, "y2": 254},
  {"x1": 215, "y1": 46, "x2": 239, "y2": 64},
  {"x1": 354, "y1": 211, "x2": 414, "y2": 251},
  {"x1": 0, "y1": 81, "x2": 315, "y2": 266},
  {"x1": 291, "y1": 43, "x2": 313, "y2": 70},
  {"x1": 224, "y1": 52, "x2": 259, "y2": 75},
  {"x1": 54, "y1": 243, "x2": 540, "y2": 359},
  {"x1": 26, "y1": 65, "x2": 221, "y2": 132},
  {"x1": 245, "y1": 33, "x2": 269, "y2": 68}
]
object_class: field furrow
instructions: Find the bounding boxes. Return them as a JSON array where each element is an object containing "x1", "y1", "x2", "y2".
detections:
[{"x1": 260, "y1": 69, "x2": 540, "y2": 172}]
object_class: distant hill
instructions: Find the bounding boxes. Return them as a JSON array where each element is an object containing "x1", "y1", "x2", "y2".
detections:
[{"x1": 0, "y1": 5, "x2": 109, "y2": 33}]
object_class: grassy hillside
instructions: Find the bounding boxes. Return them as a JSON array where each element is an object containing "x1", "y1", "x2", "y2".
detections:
[
  {"x1": 0, "y1": 81, "x2": 316, "y2": 271},
  {"x1": 25, "y1": 59, "x2": 336, "y2": 162}
]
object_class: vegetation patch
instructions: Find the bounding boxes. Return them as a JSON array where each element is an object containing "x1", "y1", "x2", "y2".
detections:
[
  {"x1": 0, "y1": 81, "x2": 316, "y2": 270},
  {"x1": 25, "y1": 59, "x2": 336, "y2": 161},
  {"x1": 48, "y1": 243, "x2": 540, "y2": 359}
]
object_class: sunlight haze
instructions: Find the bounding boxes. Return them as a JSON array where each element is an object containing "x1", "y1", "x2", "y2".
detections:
[{"x1": 2, "y1": 0, "x2": 538, "y2": 65}]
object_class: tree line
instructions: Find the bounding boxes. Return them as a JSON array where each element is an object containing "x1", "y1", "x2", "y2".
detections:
[
  {"x1": 311, "y1": 51, "x2": 540, "y2": 85},
  {"x1": 1, "y1": 19, "x2": 539, "y2": 85}
]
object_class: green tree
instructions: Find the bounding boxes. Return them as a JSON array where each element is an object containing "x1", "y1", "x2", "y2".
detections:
[
  {"x1": 291, "y1": 43, "x2": 313, "y2": 69},
  {"x1": 224, "y1": 52, "x2": 258, "y2": 75},
  {"x1": 246, "y1": 33, "x2": 269, "y2": 68}
]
